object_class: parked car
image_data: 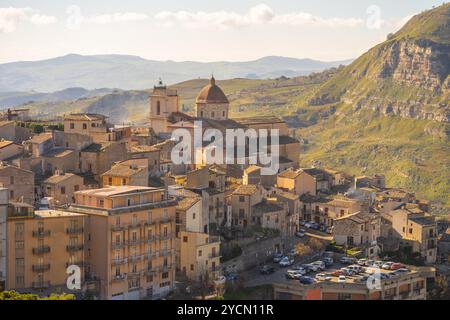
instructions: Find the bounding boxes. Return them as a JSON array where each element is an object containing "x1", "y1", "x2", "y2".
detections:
[
  {"x1": 382, "y1": 262, "x2": 394, "y2": 270},
  {"x1": 347, "y1": 264, "x2": 364, "y2": 274},
  {"x1": 372, "y1": 261, "x2": 384, "y2": 268},
  {"x1": 286, "y1": 270, "x2": 304, "y2": 280},
  {"x1": 319, "y1": 224, "x2": 327, "y2": 232},
  {"x1": 310, "y1": 223, "x2": 320, "y2": 230},
  {"x1": 395, "y1": 268, "x2": 409, "y2": 274},
  {"x1": 305, "y1": 222, "x2": 312, "y2": 228},
  {"x1": 315, "y1": 273, "x2": 332, "y2": 281},
  {"x1": 331, "y1": 270, "x2": 345, "y2": 277},
  {"x1": 295, "y1": 231, "x2": 305, "y2": 238},
  {"x1": 338, "y1": 275, "x2": 347, "y2": 283},
  {"x1": 340, "y1": 268, "x2": 354, "y2": 276},
  {"x1": 340, "y1": 257, "x2": 357, "y2": 265},
  {"x1": 259, "y1": 265, "x2": 276, "y2": 275},
  {"x1": 273, "y1": 253, "x2": 284, "y2": 263},
  {"x1": 326, "y1": 227, "x2": 333, "y2": 234},
  {"x1": 279, "y1": 257, "x2": 295, "y2": 267},
  {"x1": 303, "y1": 263, "x2": 319, "y2": 272},
  {"x1": 311, "y1": 261, "x2": 326, "y2": 271},
  {"x1": 299, "y1": 276, "x2": 316, "y2": 285},
  {"x1": 357, "y1": 259, "x2": 368, "y2": 266},
  {"x1": 390, "y1": 263, "x2": 405, "y2": 270},
  {"x1": 322, "y1": 257, "x2": 334, "y2": 267},
  {"x1": 300, "y1": 221, "x2": 306, "y2": 226}
]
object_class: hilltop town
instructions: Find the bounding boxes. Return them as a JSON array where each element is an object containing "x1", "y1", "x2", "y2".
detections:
[{"x1": 0, "y1": 77, "x2": 447, "y2": 300}]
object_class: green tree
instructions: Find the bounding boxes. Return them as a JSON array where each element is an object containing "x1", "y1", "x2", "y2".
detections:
[{"x1": 0, "y1": 291, "x2": 75, "y2": 300}]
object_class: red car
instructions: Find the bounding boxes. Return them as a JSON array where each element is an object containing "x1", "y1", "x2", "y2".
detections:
[
  {"x1": 331, "y1": 270, "x2": 345, "y2": 277},
  {"x1": 390, "y1": 263, "x2": 405, "y2": 270}
]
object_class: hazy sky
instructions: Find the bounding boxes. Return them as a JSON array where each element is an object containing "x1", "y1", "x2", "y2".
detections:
[{"x1": 0, "y1": 0, "x2": 445, "y2": 63}]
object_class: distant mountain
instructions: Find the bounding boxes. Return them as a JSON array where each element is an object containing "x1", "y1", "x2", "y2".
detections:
[
  {"x1": 308, "y1": 3, "x2": 449, "y2": 122},
  {"x1": 0, "y1": 54, "x2": 351, "y2": 92},
  {"x1": 0, "y1": 87, "x2": 115, "y2": 109}
]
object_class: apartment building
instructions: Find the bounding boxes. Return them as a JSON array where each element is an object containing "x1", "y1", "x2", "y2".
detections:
[
  {"x1": 6, "y1": 203, "x2": 85, "y2": 294},
  {"x1": 80, "y1": 141, "x2": 128, "y2": 179},
  {"x1": 229, "y1": 184, "x2": 264, "y2": 228},
  {"x1": 273, "y1": 266, "x2": 435, "y2": 300},
  {"x1": 68, "y1": 186, "x2": 177, "y2": 300},
  {"x1": 0, "y1": 188, "x2": 8, "y2": 291}
]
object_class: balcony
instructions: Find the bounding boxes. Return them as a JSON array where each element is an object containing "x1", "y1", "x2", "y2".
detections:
[
  {"x1": 127, "y1": 239, "x2": 143, "y2": 246},
  {"x1": 32, "y1": 230, "x2": 51, "y2": 238},
  {"x1": 66, "y1": 227, "x2": 84, "y2": 235},
  {"x1": 159, "y1": 264, "x2": 172, "y2": 272},
  {"x1": 111, "y1": 225, "x2": 127, "y2": 232},
  {"x1": 32, "y1": 264, "x2": 51, "y2": 272},
  {"x1": 111, "y1": 242, "x2": 126, "y2": 249},
  {"x1": 145, "y1": 236, "x2": 157, "y2": 243},
  {"x1": 128, "y1": 255, "x2": 142, "y2": 263},
  {"x1": 66, "y1": 244, "x2": 84, "y2": 252},
  {"x1": 128, "y1": 222, "x2": 142, "y2": 229},
  {"x1": 144, "y1": 221, "x2": 156, "y2": 227},
  {"x1": 143, "y1": 252, "x2": 157, "y2": 260},
  {"x1": 111, "y1": 258, "x2": 128, "y2": 266},
  {"x1": 127, "y1": 271, "x2": 141, "y2": 278},
  {"x1": 32, "y1": 246, "x2": 50, "y2": 255},
  {"x1": 32, "y1": 281, "x2": 51, "y2": 289},
  {"x1": 208, "y1": 253, "x2": 221, "y2": 259},
  {"x1": 144, "y1": 268, "x2": 156, "y2": 275},
  {"x1": 160, "y1": 217, "x2": 173, "y2": 224},
  {"x1": 159, "y1": 249, "x2": 173, "y2": 257},
  {"x1": 159, "y1": 233, "x2": 172, "y2": 241},
  {"x1": 111, "y1": 274, "x2": 127, "y2": 282}
]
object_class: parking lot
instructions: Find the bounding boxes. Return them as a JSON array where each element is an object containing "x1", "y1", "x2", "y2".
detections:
[{"x1": 243, "y1": 253, "x2": 412, "y2": 288}]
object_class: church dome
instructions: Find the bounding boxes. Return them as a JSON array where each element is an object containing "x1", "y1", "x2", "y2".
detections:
[{"x1": 196, "y1": 77, "x2": 229, "y2": 104}]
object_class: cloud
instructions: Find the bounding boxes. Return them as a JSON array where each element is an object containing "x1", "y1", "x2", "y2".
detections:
[
  {"x1": 30, "y1": 14, "x2": 57, "y2": 25},
  {"x1": 0, "y1": 7, "x2": 30, "y2": 33},
  {"x1": 89, "y1": 12, "x2": 148, "y2": 24},
  {"x1": 0, "y1": 7, "x2": 56, "y2": 33},
  {"x1": 155, "y1": 4, "x2": 364, "y2": 29}
]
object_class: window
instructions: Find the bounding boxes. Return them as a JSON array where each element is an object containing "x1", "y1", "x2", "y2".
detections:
[
  {"x1": 122, "y1": 178, "x2": 127, "y2": 185},
  {"x1": 239, "y1": 209, "x2": 245, "y2": 218},
  {"x1": 200, "y1": 111, "x2": 204, "y2": 117},
  {"x1": 409, "y1": 228, "x2": 413, "y2": 234},
  {"x1": 108, "y1": 177, "x2": 112, "y2": 185},
  {"x1": 10, "y1": 176, "x2": 14, "y2": 185},
  {"x1": 211, "y1": 112, "x2": 215, "y2": 118},
  {"x1": 127, "y1": 198, "x2": 132, "y2": 206},
  {"x1": 99, "y1": 200, "x2": 104, "y2": 208},
  {"x1": 61, "y1": 186, "x2": 66, "y2": 195},
  {"x1": 156, "y1": 101, "x2": 161, "y2": 115},
  {"x1": 222, "y1": 111, "x2": 225, "y2": 117},
  {"x1": 193, "y1": 213, "x2": 196, "y2": 219},
  {"x1": 162, "y1": 272, "x2": 169, "y2": 279},
  {"x1": 70, "y1": 123, "x2": 75, "y2": 129},
  {"x1": 74, "y1": 185, "x2": 79, "y2": 192},
  {"x1": 190, "y1": 264, "x2": 194, "y2": 271},
  {"x1": 9, "y1": 190, "x2": 14, "y2": 198},
  {"x1": 82, "y1": 123, "x2": 87, "y2": 130},
  {"x1": 183, "y1": 236, "x2": 188, "y2": 243},
  {"x1": 239, "y1": 196, "x2": 245, "y2": 202},
  {"x1": 15, "y1": 241, "x2": 24, "y2": 250}
]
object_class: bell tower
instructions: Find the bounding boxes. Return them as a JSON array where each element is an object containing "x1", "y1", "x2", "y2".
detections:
[{"x1": 149, "y1": 79, "x2": 180, "y2": 135}]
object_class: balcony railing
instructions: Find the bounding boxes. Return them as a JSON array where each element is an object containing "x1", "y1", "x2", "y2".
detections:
[
  {"x1": 32, "y1": 246, "x2": 50, "y2": 254},
  {"x1": 66, "y1": 244, "x2": 84, "y2": 252},
  {"x1": 32, "y1": 281, "x2": 51, "y2": 289},
  {"x1": 32, "y1": 230, "x2": 51, "y2": 238},
  {"x1": 112, "y1": 274, "x2": 127, "y2": 281},
  {"x1": 127, "y1": 239, "x2": 143, "y2": 246},
  {"x1": 32, "y1": 264, "x2": 51, "y2": 272},
  {"x1": 159, "y1": 233, "x2": 172, "y2": 241},
  {"x1": 127, "y1": 271, "x2": 141, "y2": 278},
  {"x1": 111, "y1": 225, "x2": 127, "y2": 232},
  {"x1": 66, "y1": 227, "x2": 84, "y2": 235},
  {"x1": 129, "y1": 255, "x2": 142, "y2": 263},
  {"x1": 145, "y1": 236, "x2": 157, "y2": 243},
  {"x1": 66, "y1": 261, "x2": 84, "y2": 268},
  {"x1": 112, "y1": 242, "x2": 126, "y2": 249},
  {"x1": 111, "y1": 258, "x2": 128, "y2": 266},
  {"x1": 208, "y1": 253, "x2": 221, "y2": 259}
]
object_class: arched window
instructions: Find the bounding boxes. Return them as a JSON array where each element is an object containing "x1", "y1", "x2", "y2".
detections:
[{"x1": 156, "y1": 101, "x2": 161, "y2": 115}]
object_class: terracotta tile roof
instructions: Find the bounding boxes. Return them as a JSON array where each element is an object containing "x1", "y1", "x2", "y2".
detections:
[
  {"x1": 75, "y1": 186, "x2": 160, "y2": 197},
  {"x1": 102, "y1": 164, "x2": 146, "y2": 178},
  {"x1": 26, "y1": 133, "x2": 53, "y2": 144},
  {"x1": 176, "y1": 197, "x2": 201, "y2": 211},
  {"x1": 44, "y1": 173, "x2": 80, "y2": 185},
  {"x1": 278, "y1": 169, "x2": 300, "y2": 179},
  {"x1": 0, "y1": 140, "x2": 15, "y2": 149},
  {"x1": 232, "y1": 184, "x2": 259, "y2": 196},
  {"x1": 196, "y1": 77, "x2": 229, "y2": 104},
  {"x1": 64, "y1": 113, "x2": 106, "y2": 121}
]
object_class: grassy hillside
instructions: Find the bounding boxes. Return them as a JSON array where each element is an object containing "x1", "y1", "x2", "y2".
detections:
[{"x1": 297, "y1": 107, "x2": 450, "y2": 209}]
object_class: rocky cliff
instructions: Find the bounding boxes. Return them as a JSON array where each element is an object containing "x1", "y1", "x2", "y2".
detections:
[{"x1": 309, "y1": 4, "x2": 450, "y2": 123}]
